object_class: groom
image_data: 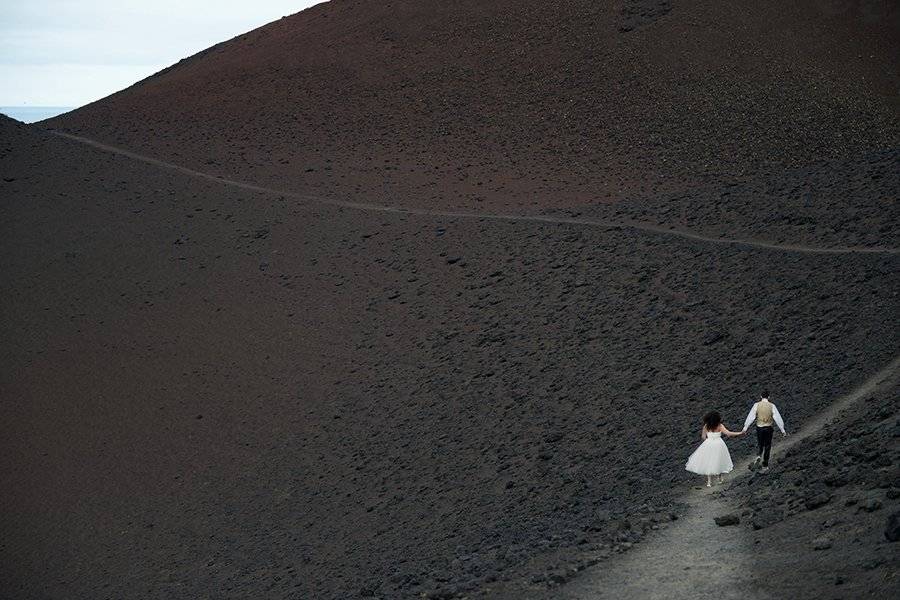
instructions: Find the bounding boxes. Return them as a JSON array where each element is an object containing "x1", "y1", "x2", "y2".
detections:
[{"x1": 742, "y1": 390, "x2": 787, "y2": 473}]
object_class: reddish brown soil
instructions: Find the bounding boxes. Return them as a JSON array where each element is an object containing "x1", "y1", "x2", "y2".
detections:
[
  {"x1": 47, "y1": 1, "x2": 899, "y2": 213},
  {"x1": 3, "y1": 113, "x2": 898, "y2": 598},
  {"x1": 3, "y1": 1, "x2": 899, "y2": 598}
]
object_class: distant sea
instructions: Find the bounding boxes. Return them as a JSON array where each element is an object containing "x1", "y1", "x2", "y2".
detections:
[{"x1": 1, "y1": 106, "x2": 74, "y2": 124}]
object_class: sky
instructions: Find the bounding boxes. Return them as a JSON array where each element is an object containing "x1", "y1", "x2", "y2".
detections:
[{"x1": 0, "y1": 1, "x2": 324, "y2": 107}]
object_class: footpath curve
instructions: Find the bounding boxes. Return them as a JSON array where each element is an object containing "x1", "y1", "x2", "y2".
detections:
[
  {"x1": 49, "y1": 131, "x2": 900, "y2": 257},
  {"x1": 552, "y1": 355, "x2": 900, "y2": 600}
]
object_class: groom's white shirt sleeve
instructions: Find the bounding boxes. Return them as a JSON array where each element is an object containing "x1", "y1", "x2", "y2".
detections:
[
  {"x1": 772, "y1": 404, "x2": 786, "y2": 434},
  {"x1": 742, "y1": 403, "x2": 757, "y2": 432}
]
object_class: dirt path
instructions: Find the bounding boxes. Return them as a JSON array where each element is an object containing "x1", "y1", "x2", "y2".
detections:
[
  {"x1": 557, "y1": 487, "x2": 764, "y2": 600},
  {"x1": 553, "y1": 356, "x2": 900, "y2": 599},
  {"x1": 49, "y1": 131, "x2": 900, "y2": 256}
]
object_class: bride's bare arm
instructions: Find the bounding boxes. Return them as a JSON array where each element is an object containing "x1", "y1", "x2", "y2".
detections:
[
  {"x1": 718, "y1": 424, "x2": 743, "y2": 437},
  {"x1": 701, "y1": 426, "x2": 708, "y2": 440}
]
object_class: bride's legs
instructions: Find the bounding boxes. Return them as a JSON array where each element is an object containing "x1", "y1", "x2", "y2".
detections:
[
  {"x1": 706, "y1": 475, "x2": 712, "y2": 487},
  {"x1": 717, "y1": 474, "x2": 724, "y2": 484}
]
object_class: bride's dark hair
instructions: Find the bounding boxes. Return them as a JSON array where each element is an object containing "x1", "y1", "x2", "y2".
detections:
[{"x1": 702, "y1": 411, "x2": 722, "y2": 430}]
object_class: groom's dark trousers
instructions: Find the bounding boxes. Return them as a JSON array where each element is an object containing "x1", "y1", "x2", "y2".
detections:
[{"x1": 756, "y1": 425, "x2": 774, "y2": 466}]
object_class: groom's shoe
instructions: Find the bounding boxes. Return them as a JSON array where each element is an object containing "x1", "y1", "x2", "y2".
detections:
[
  {"x1": 750, "y1": 456, "x2": 762, "y2": 471},
  {"x1": 760, "y1": 466, "x2": 769, "y2": 474}
]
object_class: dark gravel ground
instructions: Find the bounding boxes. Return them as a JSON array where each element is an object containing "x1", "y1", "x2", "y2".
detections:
[
  {"x1": 571, "y1": 148, "x2": 900, "y2": 250},
  {"x1": 718, "y1": 375, "x2": 900, "y2": 598},
  {"x1": 4, "y1": 1, "x2": 900, "y2": 598},
  {"x1": 2, "y1": 116, "x2": 898, "y2": 599},
  {"x1": 618, "y1": 1, "x2": 672, "y2": 33}
]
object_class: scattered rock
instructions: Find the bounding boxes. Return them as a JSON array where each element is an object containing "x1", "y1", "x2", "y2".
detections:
[
  {"x1": 860, "y1": 497, "x2": 882, "y2": 513},
  {"x1": 824, "y1": 474, "x2": 848, "y2": 487},
  {"x1": 812, "y1": 536, "x2": 832, "y2": 550},
  {"x1": 4, "y1": 24, "x2": 900, "y2": 596},
  {"x1": 702, "y1": 331, "x2": 727, "y2": 345},
  {"x1": 548, "y1": 570, "x2": 568, "y2": 584},
  {"x1": 714, "y1": 514, "x2": 740, "y2": 527},
  {"x1": 750, "y1": 510, "x2": 784, "y2": 531},
  {"x1": 804, "y1": 493, "x2": 832, "y2": 511},
  {"x1": 424, "y1": 587, "x2": 456, "y2": 599},
  {"x1": 885, "y1": 511, "x2": 900, "y2": 542}
]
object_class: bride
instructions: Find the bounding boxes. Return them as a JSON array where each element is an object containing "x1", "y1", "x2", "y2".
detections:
[{"x1": 686, "y1": 411, "x2": 745, "y2": 486}]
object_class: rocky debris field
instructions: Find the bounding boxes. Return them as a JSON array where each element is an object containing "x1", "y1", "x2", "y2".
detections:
[
  {"x1": 573, "y1": 148, "x2": 900, "y2": 251},
  {"x1": 4, "y1": 1, "x2": 900, "y2": 598},
  {"x1": 718, "y1": 374, "x2": 900, "y2": 598},
  {"x1": 2, "y1": 115, "x2": 899, "y2": 599}
]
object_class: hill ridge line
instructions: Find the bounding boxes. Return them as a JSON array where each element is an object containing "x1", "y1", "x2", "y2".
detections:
[{"x1": 49, "y1": 130, "x2": 900, "y2": 256}]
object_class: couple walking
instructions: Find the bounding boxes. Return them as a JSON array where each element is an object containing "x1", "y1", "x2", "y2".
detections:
[{"x1": 685, "y1": 392, "x2": 787, "y2": 487}]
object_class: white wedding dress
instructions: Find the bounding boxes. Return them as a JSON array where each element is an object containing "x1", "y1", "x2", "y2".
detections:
[{"x1": 685, "y1": 431, "x2": 734, "y2": 475}]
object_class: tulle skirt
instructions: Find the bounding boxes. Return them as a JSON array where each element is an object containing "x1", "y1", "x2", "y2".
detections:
[{"x1": 685, "y1": 436, "x2": 734, "y2": 475}]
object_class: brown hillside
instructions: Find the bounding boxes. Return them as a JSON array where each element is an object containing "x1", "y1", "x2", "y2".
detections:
[
  {"x1": 3, "y1": 112, "x2": 898, "y2": 598},
  {"x1": 5, "y1": 0, "x2": 900, "y2": 598},
  {"x1": 48, "y1": 0, "x2": 899, "y2": 212}
]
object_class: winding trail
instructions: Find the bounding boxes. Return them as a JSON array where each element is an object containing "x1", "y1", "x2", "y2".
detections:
[
  {"x1": 44, "y1": 131, "x2": 900, "y2": 597},
  {"x1": 553, "y1": 355, "x2": 900, "y2": 599},
  {"x1": 49, "y1": 131, "x2": 900, "y2": 256}
]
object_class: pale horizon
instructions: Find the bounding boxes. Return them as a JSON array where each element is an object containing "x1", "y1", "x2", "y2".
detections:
[{"x1": 0, "y1": 1, "x2": 325, "y2": 109}]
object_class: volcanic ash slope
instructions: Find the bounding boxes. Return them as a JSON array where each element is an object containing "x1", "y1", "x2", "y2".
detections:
[
  {"x1": 2, "y1": 115, "x2": 899, "y2": 598},
  {"x1": 47, "y1": 1, "x2": 900, "y2": 213}
]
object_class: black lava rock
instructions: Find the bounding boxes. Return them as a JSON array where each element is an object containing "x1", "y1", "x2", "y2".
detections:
[
  {"x1": 805, "y1": 493, "x2": 832, "y2": 511},
  {"x1": 714, "y1": 514, "x2": 740, "y2": 526},
  {"x1": 885, "y1": 511, "x2": 900, "y2": 542}
]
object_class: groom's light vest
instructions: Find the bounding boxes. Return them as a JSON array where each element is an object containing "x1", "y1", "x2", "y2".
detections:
[{"x1": 756, "y1": 400, "x2": 774, "y2": 427}]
